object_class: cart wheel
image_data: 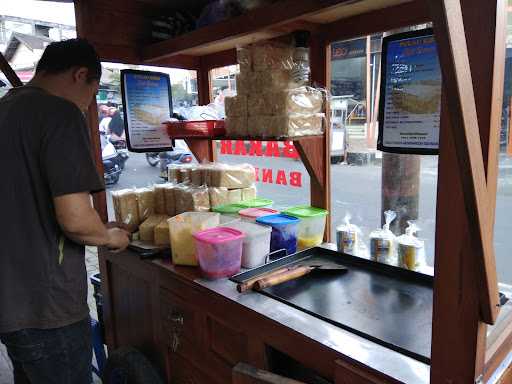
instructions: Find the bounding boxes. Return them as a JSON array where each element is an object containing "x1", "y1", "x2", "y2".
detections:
[{"x1": 102, "y1": 347, "x2": 164, "y2": 384}]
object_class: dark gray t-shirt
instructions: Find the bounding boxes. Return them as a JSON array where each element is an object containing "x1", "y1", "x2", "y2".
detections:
[{"x1": 0, "y1": 86, "x2": 104, "y2": 333}]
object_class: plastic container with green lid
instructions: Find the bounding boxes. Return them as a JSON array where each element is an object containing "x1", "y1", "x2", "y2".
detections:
[
  {"x1": 239, "y1": 198, "x2": 273, "y2": 208},
  {"x1": 212, "y1": 203, "x2": 245, "y2": 216},
  {"x1": 282, "y1": 206, "x2": 328, "y2": 250}
]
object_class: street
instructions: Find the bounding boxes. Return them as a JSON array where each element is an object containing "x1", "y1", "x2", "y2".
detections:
[{"x1": 106, "y1": 151, "x2": 512, "y2": 284}]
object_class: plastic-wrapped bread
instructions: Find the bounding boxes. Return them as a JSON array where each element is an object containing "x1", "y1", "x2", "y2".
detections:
[
  {"x1": 163, "y1": 184, "x2": 176, "y2": 217},
  {"x1": 167, "y1": 164, "x2": 180, "y2": 183},
  {"x1": 209, "y1": 187, "x2": 229, "y2": 207},
  {"x1": 190, "y1": 166, "x2": 206, "y2": 186},
  {"x1": 225, "y1": 95, "x2": 247, "y2": 118},
  {"x1": 154, "y1": 219, "x2": 171, "y2": 245},
  {"x1": 227, "y1": 189, "x2": 242, "y2": 204},
  {"x1": 225, "y1": 116, "x2": 248, "y2": 137},
  {"x1": 235, "y1": 73, "x2": 252, "y2": 95},
  {"x1": 241, "y1": 185, "x2": 257, "y2": 201},
  {"x1": 139, "y1": 214, "x2": 167, "y2": 242},
  {"x1": 153, "y1": 183, "x2": 170, "y2": 214},
  {"x1": 251, "y1": 70, "x2": 298, "y2": 92},
  {"x1": 112, "y1": 189, "x2": 140, "y2": 230},
  {"x1": 175, "y1": 184, "x2": 210, "y2": 213},
  {"x1": 248, "y1": 113, "x2": 324, "y2": 137},
  {"x1": 178, "y1": 167, "x2": 191, "y2": 184},
  {"x1": 237, "y1": 47, "x2": 252, "y2": 73},
  {"x1": 208, "y1": 164, "x2": 255, "y2": 189},
  {"x1": 248, "y1": 87, "x2": 323, "y2": 116},
  {"x1": 251, "y1": 43, "x2": 294, "y2": 72},
  {"x1": 135, "y1": 187, "x2": 155, "y2": 222}
]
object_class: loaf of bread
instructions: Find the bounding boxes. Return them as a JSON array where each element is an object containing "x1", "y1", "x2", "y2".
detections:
[
  {"x1": 227, "y1": 189, "x2": 242, "y2": 204},
  {"x1": 207, "y1": 164, "x2": 255, "y2": 189},
  {"x1": 241, "y1": 185, "x2": 257, "y2": 201},
  {"x1": 225, "y1": 116, "x2": 248, "y2": 137},
  {"x1": 237, "y1": 47, "x2": 252, "y2": 73},
  {"x1": 154, "y1": 219, "x2": 171, "y2": 245},
  {"x1": 251, "y1": 43, "x2": 294, "y2": 72},
  {"x1": 112, "y1": 189, "x2": 140, "y2": 230},
  {"x1": 209, "y1": 187, "x2": 229, "y2": 207},
  {"x1": 175, "y1": 185, "x2": 210, "y2": 213},
  {"x1": 135, "y1": 187, "x2": 155, "y2": 222},
  {"x1": 153, "y1": 183, "x2": 169, "y2": 214},
  {"x1": 248, "y1": 113, "x2": 324, "y2": 137},
  {"x1": 167, "y1": 165, "x2": 180, "y2": 183},
  {"x1": 139, "y1": 214, "x2": 168, "y2": 242},
  {"x1": 163, "y1": 184, "x2": 176, "y2": 217},
  {"x1": 225, "y1": 95, "x2": 247, "y2": 118},
  {"x1": 251, "y1": 70, "x2": 298, "y2": 92},
  {"x1": 248, "y1": 87, "x2": 323, "y2": 116},
  {"x1": 178, "y1": 168, "x2": 191, "y2": 183},
  {"x1": 190, "y1": 166, "x2": 207, "y2": 186},
  {"x1": 235, "y1": 73, "x2": 252, "y2": 95}
]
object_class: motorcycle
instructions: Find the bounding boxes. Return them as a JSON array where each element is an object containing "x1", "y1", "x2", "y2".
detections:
[
  {"x1": 145, "y1": 150, "x2": 194, "y2": 179},
  {"x1": 101, "y1": 133, "x2": 129, "y2": 185}
]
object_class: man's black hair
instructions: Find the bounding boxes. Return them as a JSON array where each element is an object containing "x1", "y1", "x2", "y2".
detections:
[{"x1": 36, "y1": 38, "x2": 101, "y2": 81}]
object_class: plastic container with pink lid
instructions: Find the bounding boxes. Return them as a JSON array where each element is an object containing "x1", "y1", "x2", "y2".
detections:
[
  {"x1": 193, "y1": 227, "x2": 245, "y2": 279},
  {"x1": 238, "y1": 207, "x2": 278, "y2": 222}
]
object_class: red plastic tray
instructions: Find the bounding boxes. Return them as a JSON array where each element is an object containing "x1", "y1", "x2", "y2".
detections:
[{"x1": 165, "y1": 120, "x2": 225, "y2": 138}]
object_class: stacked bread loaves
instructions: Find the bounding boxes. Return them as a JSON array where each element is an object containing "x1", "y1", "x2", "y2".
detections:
[{"x1": 225, "y1": 42, "x2": 324, "y2": 138}]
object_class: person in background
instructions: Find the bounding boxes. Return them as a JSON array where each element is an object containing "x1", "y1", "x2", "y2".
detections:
[
  {"x1": 98, "y1": 104, "x2": 111, "y2": 134},
  {"x1": 108, "y1": 107, "x2": 125, "y2": 143},
  {"x1": 0, "y1": 39, "x2": 130, "y2": 384}
]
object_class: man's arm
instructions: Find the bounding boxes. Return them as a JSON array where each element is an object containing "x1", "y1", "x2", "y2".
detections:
[{"x1": 54, "y1": 192, "x2": 129, "y2": 251}]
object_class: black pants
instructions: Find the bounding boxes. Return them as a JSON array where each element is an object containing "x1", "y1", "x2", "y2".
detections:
[{"x1": 0, "y1": 317, "x2": 92, "y2": 384}]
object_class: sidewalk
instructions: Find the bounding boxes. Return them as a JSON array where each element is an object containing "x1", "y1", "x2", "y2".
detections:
[{"x1": 0, "y1": 247, "x2": 102, "y2": 384}]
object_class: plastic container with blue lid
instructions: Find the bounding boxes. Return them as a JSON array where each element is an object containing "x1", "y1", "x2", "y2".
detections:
[{"x1": 256, "y1": 214, "x2": 300, "y2": 255}]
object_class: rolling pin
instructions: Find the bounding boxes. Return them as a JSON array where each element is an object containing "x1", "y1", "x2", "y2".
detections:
[
  {"x1": 253, "y1": 266, "x2": 312, "y2": 291},
  {"x1": 236, "y1": 267, "x2": 292, "y2": 293}
]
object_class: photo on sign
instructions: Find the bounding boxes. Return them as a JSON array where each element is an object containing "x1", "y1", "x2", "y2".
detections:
[
  {"x1": 120, "y1": 69, "x2": 174, "y2": 153},
  {"x1": 377, "y1": 28, "x2": 441, "y2": 155}
]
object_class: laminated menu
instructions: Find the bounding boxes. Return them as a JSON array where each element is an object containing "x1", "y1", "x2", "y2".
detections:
[
  {"x1": 209, "y1": 187, "x2": 229, "y2": 207},
  {"x1": 154, "y1": 219, "x2": 171, "y2": 245},
  {"x1": 112, "y1": 189, "x2": 140, "y2": 230},
  {"x1": 248, "y1": 113, "x2": 324, "y2": 137},
  {"x1": 139, "y1": 214, "x2": 168, "y2": 242},
  {"x1": 207, "y1": 164, "x2": 256, "y2": 189},
  {"x1": 225, "y1": 95, "x2": 247, "y2": 117},
  {"x1": 248, "y1": 87, "x2": 323, "y2": 116},
  {"x1": 135, "y1": 187, "x2": 155, "y2": 222},
  {"x1": 241, "y1": 185, "x2": 257, "y2": 201}
]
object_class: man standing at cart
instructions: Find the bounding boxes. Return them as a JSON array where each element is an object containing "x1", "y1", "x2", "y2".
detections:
[{"x1": 0, "y1": 39, "x2": 130, "y2": 383}]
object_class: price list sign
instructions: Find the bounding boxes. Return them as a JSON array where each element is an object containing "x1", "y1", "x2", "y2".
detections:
[
  {"x1": 377, "y1": 29, "x2": 441, "y2": 155},
  {"x1": 121, "y1": 69, "x2": 173, "y2": 152}
]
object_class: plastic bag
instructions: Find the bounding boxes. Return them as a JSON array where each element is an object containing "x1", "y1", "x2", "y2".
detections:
[
  {"x1": 336, "y1": 214, "x2": 361, "y2": 254},
  {"x1": 225, "y1": 95, "x2": 247, "y2": 118},
  {"x1": 209, "y1": 187, "x2": 229, "y2": 207},
  {"x1": 241, "y1": 185, "x2": 257, "y2": 201},
  {"x1": 175, "y1": 184, "x2": 211, "y2": 213},
  {"x1": 397, "y1": 221, "x2": 425, "y2": 270},
  {"x1": 248, "y1": 87, "x2": 324, "y2": 116},
  {"x1": 227, "y1": 189, "x2": 242, "y2": 204},
  {"x1": 153, "y1": 183, "x2": 172, "y2": 214},
  {"x1": 112, "y1": 188, "x2": 140, "y2": 230},
  {"x1": 139, "y1": 214, "x2": 168, "y2": 242},
  {"x1": 135, "y1": 187, "x2": 155, "y2": 222},
  {"x1": 369, "y1": 210, "x2": 397, "y2": 263},
  {"x1": 248, "y1": 113, "x2": 324, "y2": 137},
  {"x1": 167, "y1": 164, "x2": 180, "y2": 183}
]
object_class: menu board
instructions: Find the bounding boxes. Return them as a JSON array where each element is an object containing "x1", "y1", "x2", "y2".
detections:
[
  {"x1": 121, "y1": 69, "x2": 173, "y2": 152},
  {"x1": 377, "y1": 29, "x2": 441, "y2": 155}
]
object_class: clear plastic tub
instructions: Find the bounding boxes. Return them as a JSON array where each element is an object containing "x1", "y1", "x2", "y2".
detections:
[
  {"x1": 227, "y1": 221, "x2": 272, "y2": 268},
  {"x1": 282, "y1": 206, "x2": 328, "y2": 250},
  {"x1": 193, "y1": 227, "x2": 244, "y2": 278},
  {"x1": 238, "y1": 207, "x2": 278, "y2": 222},
  {"x1": 256, "y1": 214, "x2": 300, "y2": 255},
  {"x1": 239, "y1": 198, "x2": 273, "y2": 208},
  {"x1": 219, "y1": 214, "x2": 241, "y2": 226},
  {"x1": 168, "y1": 212, "x2": 220, "y2": 266}
]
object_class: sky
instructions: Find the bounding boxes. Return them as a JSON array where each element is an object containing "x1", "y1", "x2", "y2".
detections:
[{"x1": 0, "y1": 1, "x2": 75, "y2": 26}]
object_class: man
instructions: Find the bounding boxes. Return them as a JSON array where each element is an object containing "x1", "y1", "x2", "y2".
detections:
[{"x1": 0, "y1": 39, "x2": 130, "y2": 383}]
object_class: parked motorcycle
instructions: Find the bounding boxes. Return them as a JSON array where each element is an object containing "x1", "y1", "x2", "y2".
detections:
[
  {"x1": 101, "y1": 133, "x2": 129, "y2": 185},
  {"x1": 145, "y1": 150, "x2": 194, "y2": 179}
]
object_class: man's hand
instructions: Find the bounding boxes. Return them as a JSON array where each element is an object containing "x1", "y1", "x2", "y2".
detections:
[{"x1": 106, "y1": 228, "x2": 130, "y2": 252}]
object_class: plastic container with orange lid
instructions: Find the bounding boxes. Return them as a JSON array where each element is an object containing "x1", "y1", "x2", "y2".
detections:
[
  {"x1": 193, "y1": 227, "x2": 244, "y2": 278},
  {"x1": 238, "y1": 207, "x2": 278, "y2": 222}
]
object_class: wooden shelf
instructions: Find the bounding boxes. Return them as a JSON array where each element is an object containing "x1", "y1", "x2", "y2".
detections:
[{"x1": 142, "y1": 0, "x2": 413, "y2": 62}]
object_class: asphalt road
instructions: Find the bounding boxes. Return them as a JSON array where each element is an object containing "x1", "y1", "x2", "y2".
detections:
[{"x1": 106, "y1": 151, "x2": 512, "y2": 284}]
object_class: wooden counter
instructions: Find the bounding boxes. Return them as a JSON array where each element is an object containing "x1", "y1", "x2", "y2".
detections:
[{"x1": 98, "y1": 247, "x2": 430, "y2": 383}]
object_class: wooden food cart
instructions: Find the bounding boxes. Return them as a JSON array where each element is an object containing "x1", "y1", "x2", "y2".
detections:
[{"x1": 3, "y1": 0, "x2": 508, "y2": 382}]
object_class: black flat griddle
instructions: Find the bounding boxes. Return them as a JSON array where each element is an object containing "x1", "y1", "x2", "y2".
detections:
[{"x1": 231, "y1": 247, "x2": 433, "y2": 364}]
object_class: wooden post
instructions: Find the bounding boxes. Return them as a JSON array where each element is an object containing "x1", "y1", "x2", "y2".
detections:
[{"x1": 0, "y1": 52, "x2": 22, "y2": 87}]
